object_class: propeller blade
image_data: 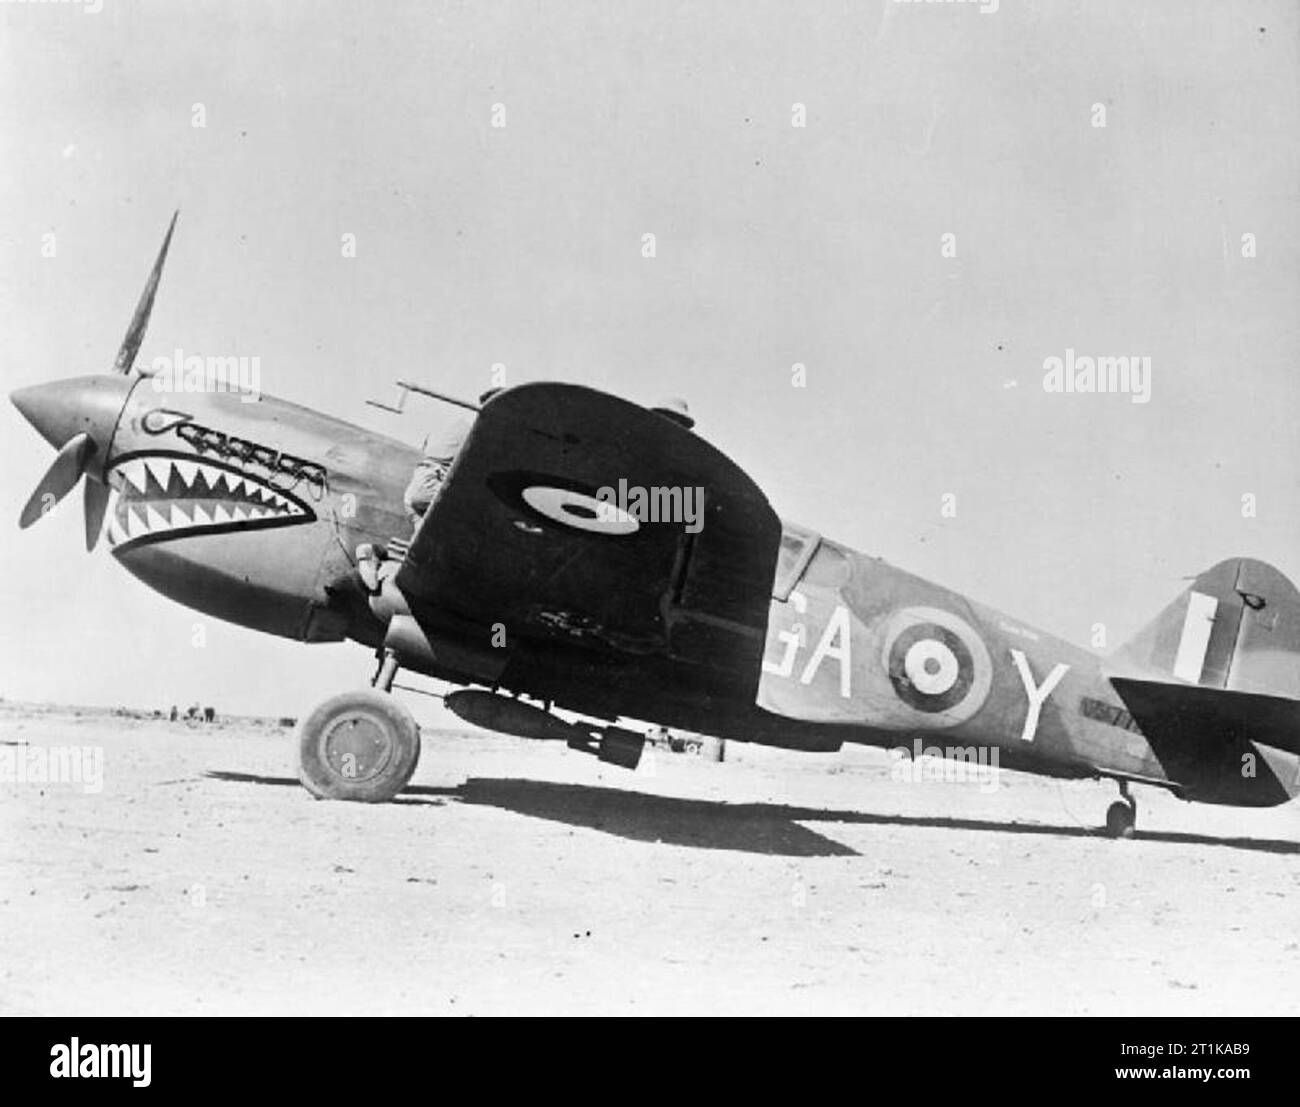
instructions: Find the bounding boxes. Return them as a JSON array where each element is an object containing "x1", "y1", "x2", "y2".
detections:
[
  {"x1": 19, "y1": 432, "x2": 94, "y2": 528},
  {"x1": 84, "y1": 476, "x2": 111, "y2": 552},
  {"x1": 112, "y1": 210, "x2": 179, "y2": 375}
]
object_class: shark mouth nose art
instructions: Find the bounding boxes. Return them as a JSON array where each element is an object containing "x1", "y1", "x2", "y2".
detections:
[{"x1": 103, "y1": 452, "x2": 317, "y2": 551}]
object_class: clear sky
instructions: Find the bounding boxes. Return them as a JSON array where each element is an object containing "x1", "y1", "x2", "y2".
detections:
[{"x1": 1, "y1": 0, "x2": 1297, "y2": 721}]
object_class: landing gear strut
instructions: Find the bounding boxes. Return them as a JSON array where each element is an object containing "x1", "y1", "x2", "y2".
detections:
[
  {"x1": 1104, "y1": 780, "x2": 1137, "y2": 839},
  {"x1": 297, "y1": 648, "x2": 420, "y2": 803},
  {"x1": 373, "y1": 647, "x2": 400, "y2": 692}
]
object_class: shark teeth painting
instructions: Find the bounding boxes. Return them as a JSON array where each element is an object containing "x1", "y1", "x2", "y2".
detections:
[{"x1": 102, "y1": 451, "x2": 317, "y2": 551}]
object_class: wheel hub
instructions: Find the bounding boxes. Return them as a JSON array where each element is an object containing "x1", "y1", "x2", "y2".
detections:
[{"x1": 321, "y1": 710, "x2": 394, "y2": 783}]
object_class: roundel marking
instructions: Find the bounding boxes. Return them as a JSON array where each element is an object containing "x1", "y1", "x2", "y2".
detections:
[
  {"x1": 902, "y1": 637, "x2": 961, "y2": 696},
  {"x1": 520, "y1": 485, "x2": 639, "y2": 535},
  {"x1": 881, "y1": 606, "x2": 993, "y2": 726}
]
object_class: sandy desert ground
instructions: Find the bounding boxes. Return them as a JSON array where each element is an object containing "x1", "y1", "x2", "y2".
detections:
[{"x1": 1, "y1": 701, "x2": 1298, "y2": 1016}]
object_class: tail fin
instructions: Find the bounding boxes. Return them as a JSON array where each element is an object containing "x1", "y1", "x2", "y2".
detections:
[{"x1": 1111, "y1": 557, "x2": 1300, "y2": 697}]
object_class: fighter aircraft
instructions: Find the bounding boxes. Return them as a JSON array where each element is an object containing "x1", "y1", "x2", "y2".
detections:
[{"x1": 12, "y1": 216, "x2": 1300, "y2": 837}]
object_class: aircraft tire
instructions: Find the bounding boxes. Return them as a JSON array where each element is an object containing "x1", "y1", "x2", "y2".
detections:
[
  {"x1": 1104, "y1": 800, "x2": 1135, "y2": 839},
  {"x1": 297, "y1": 689, "x2": 421, "y2": 802}
]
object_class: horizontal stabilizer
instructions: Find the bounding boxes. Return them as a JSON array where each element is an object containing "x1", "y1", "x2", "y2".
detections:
[{"x1": 1110, "y1": 675, "x2": 1300, "y2": 758}]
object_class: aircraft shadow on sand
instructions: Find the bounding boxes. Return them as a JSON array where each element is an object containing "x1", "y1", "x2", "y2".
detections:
[{"x1": 202, "y1": 771, "x2": 1300, "y2": 859}]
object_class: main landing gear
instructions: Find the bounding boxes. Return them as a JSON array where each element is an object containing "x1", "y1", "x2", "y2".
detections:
[
  {"x1": 296, "y1": 647, "x2": 421, "y2": 803},
  {"x1": 1104, "y1": 780, "x2": 1137, "y2": 839}
]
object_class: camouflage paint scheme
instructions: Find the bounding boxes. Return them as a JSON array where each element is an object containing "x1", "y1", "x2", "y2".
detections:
[{"x1": 16, "y1": 372, "x2": 1297, "y2": 811}]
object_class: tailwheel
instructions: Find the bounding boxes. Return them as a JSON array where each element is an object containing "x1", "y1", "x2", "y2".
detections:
[
  {"x1": 297, "y1": 689, "x2": 420, "y2": 802},
  {"x1": 1104, "y1": 780, "x2": 1137, "y2": 838},
  {"x1": 1104, "y1": 801, "x2": 1135, "y2": 838}
]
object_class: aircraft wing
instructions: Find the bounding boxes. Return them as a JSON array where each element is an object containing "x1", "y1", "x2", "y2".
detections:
[
  {"x1": 1109, "y1": 675, "x2": 1300, "y2": 757},
  {"x1": 395, "y1": 383, "x2": 781, "y2": 685}
]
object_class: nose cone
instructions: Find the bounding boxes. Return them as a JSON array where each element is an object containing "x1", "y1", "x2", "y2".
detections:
[{"x1": 11, "y1": 374, "x2": 134, "y2": 454}]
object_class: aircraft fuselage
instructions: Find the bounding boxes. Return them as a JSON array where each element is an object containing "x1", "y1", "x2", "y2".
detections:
[{"x1": 22, "y1": 375, "x2": 1300, "y2": 808}]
